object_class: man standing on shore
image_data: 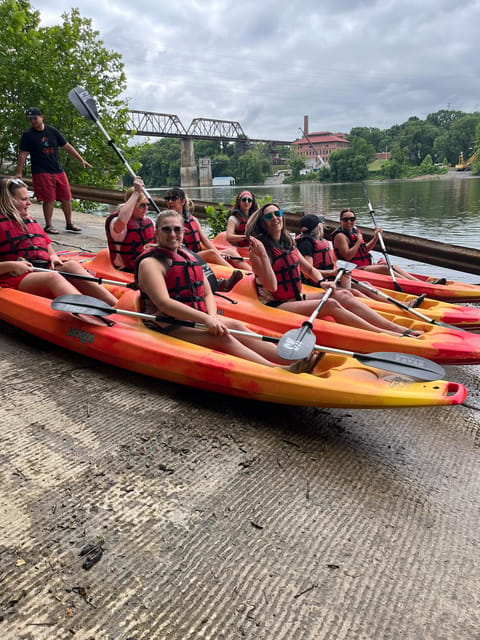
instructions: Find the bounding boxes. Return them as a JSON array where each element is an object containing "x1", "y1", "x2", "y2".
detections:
[{"x1": 15, "y1": 107, "x2": 92, "y2": 235}]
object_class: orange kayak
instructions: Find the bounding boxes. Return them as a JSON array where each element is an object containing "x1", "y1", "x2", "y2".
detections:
[
  {"x1": 80, "y1": 249, "x2": 480, "y2": 366},
  {"x1": 0, "y1": 286, "x2": 466, "y2": 408}
]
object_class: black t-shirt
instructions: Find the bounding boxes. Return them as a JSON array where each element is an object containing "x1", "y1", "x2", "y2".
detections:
[
  {"x1": 296, "y1": 235, "x2": 314, "y2": 257},
  {"x1": 19, "y1": 124, "x2": 67, "y2": 174}
]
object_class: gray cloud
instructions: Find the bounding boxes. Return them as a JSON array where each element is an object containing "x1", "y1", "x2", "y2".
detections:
[{"x1": 41, "y1": 0, "x2": 480, "y2": 140}]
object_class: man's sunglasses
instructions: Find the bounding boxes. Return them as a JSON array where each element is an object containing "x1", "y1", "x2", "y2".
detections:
[
  {"x1": 263, "y1": 209, "x2": 283, "y2": 220},
  {"x1": 159, "y1": 225, "x2": 183, "y2": 234},
  {"x1": 240, "y1": 197, "x2": 253, "y2": 203},
  {"x1": 342, "y1": 217, "x2": 356, "y2": 222}
]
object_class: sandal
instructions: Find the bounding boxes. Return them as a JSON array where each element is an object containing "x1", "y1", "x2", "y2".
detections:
[
  {"x1": 44, "y1": 225, "x2": 59, "y2": 235},
  {"x1": 65, "y1": 224, "x2": 82, "y2": 233},
  {"x1": 287, "y1": 351, "x2": 323, "y2": 374}
]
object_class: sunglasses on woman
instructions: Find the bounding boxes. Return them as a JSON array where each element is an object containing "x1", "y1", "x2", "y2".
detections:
[
  {"x1": 159, "y1": 225, "x2": 183, "y2": 234},
  {"x1": 342, "y1": 217, "x2": 356, "y2": 222},
  {"x1": 263, "y1": 209, "x2": 283, "y2": 220},
  {"x1": 165, "y1": 195, "x2": 179, "y2": 202},
  {"x1": 240, "y1": 197, "x2": 253, "y2": 203}
]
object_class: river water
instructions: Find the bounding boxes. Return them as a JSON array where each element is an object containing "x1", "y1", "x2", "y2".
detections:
[{"x1": 180, "y1": 173, "x2": 480, "y2": 284}]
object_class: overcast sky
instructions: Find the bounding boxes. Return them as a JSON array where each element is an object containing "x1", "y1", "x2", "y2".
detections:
[{"x1": 41, "y1": 1, "x2": 480, "y2": 141}]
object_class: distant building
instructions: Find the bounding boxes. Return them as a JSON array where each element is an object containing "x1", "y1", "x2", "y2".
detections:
[
  {"x1": 376, "y1": 152, "x2": 391, "y2": 160},
  {"x1": 212, "y1": 176, "x2": 235, "y2": 186},
  {"x1": 292, "y1": 131, "x2": 350, "y2": 166}
]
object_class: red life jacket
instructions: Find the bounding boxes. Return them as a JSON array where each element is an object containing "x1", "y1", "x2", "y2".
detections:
[
  {"x1": 331, "y1": 226, "x2": 372, "y2": 267},
  {"x1": 296, "y1": 235, "x2": 335, "y2": 278},
  {"x1": 230, "y1": 209, "x2": 249, "y2": 247},
  {"x1": 105, "y1": 212, "x2": 155, "y2": 272},
  {"x1": 269, "y1": 245, "x2": 303, "y2": 301},
  {"x1": 135, "y1": 246, "x2": 207, "y2": 313},
  {"x1": 0, "y1": 216, "x2": 50, "y2": 263},
  {"x1": 182, "y1": 212, "x2": 203, "y2": 253}
]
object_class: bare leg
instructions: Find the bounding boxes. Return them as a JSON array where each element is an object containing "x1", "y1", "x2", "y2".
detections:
[
  {"x1": 42, "y1": 201, "x2": 55, "y2": 228},
  {"x1": 279, "y1": 296, "x2": 415, "y2": 337},
  {"x1": 60, "y1": 199, "x2": 74, "y2": 227},
  {"x1": 55, "y1": 261, "x2": 117, "y2": 305},
  {"x1": 198, "y1": 249, "x2": 233, "y2": 269},
  {"x1": 19, "y1": 272, "x2": 79, "y2": 298},
  {"x1": 332, "y1": 290, "x2": 423, "y2": 335},
  {"x1": 363, "y1": 263, "x2": 425, "y2": 282}
]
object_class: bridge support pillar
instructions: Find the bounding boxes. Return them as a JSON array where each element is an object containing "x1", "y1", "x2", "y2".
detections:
[
  {"x1": 199, "y1": 157, "x2": 212, "y2": 186},
  {"x1": 180, "y1": 138, "x2": 198, "y2": 188}
]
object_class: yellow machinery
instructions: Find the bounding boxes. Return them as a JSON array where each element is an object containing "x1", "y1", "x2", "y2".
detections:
[{"x1": 455, "y1": 148, "x2": 480, "y2": 170}]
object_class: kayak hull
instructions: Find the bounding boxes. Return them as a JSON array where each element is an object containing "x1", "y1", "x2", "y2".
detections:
[{"x1": 0, "y1": 288, "x2": 466, "y2": 408}]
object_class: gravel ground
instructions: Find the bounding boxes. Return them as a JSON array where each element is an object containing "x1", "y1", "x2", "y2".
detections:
[{"x1": 0, "y1": 204, "x2": 479, "y2": 640}]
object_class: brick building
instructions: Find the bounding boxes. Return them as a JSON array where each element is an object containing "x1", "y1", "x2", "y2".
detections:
[{"x1": 292, "y1": 116, "x2": 350, "y2": 167}]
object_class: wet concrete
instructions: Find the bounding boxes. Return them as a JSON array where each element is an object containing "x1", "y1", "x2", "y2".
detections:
[{"x1": 0, "y1": 205, "x2": 479, "y2": 639}]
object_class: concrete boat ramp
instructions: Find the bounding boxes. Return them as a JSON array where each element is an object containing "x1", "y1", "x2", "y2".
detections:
[{"x1": 1, "y1": 207, "x2": 479, "y2": 639}]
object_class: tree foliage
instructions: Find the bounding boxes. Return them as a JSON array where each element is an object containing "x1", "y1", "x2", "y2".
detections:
[{"x1": 0, "y1": 1, "x2": 131, "y2": 187}]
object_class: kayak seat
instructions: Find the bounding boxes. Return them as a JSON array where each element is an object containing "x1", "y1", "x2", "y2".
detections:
[{"x1": 115, "y1": 289, "x2": 141, "y2": 312}]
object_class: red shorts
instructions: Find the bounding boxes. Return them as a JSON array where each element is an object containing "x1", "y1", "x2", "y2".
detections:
[
  {"x1": 32, "y1": 172, "x2": 72, "y2": 203},
  {"x1": 0, "y1": 273, "x2": 29, "y2": 289}
]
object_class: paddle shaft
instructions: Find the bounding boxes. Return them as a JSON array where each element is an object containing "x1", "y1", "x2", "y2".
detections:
[
  {"x1": 33, "y1": 267, "x2": 133, "y2": 288},
  {"x1": 351, "y1": 277, "x2": 466, "y2": 331},
  {"x1": 362, "y1": 183, "x2": 402, "y2": 292}
]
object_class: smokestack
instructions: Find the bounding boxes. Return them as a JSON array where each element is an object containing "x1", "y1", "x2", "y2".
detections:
[{"x1": 303, "y1": 115, "x2": 309, "y2": 136}]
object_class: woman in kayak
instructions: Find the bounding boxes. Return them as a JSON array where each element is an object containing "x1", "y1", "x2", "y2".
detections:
[
  {"x1": 245, "y1": 203, "x2": 422, "y2": 337},
  {"x1": 135, "y1": 209, "x2": 320, "y2": 372},
  {"x1": 0, "y1": 177, "x2": 117, "y2": 304},
  {"x1": 223, "y1": 191, "x2": 256, "y2": 270},
  {"x1": 331, "y1": 208, "x2": 446, "y2": 284},
  {"x1": 105, "y1": 175, "x2": 155, "y2": 272}
]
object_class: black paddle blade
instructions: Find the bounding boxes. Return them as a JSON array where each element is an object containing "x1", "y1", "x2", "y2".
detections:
[
  {"x1": 51, "y1": 294, "x2": 114, "y2": 316},
  {"x1": 276, "y1": 327, "x2": 317, "y2": 360},
  {"x1": 357, "y1": 351, "x2": 446, "y2": 381},
  {"x1": 68, "y1": 86, "x2": 99, "y2": 122}
]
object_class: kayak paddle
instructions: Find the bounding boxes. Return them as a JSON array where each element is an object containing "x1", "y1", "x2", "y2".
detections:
[
  {"x1": 68, "y1": 86, "x2": 160, "y2": 214},
  {"x1": 51, "y1": 294, "x2": 447, "y2": 381},
  {"x1": 33, "y1": 267, "x2": 137, "y2": 289},
  {"x1": 351, "y1": 277, "x2": 469, "y2": 332},
  {"x1": 362, "y1": 182, "x2": 403, "y2": 292},
  {"x1": 276, "y1": 262, "x2": 352, "y2": 360}
]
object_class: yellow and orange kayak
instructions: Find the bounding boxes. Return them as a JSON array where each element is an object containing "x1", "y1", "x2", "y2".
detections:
[
  {"x1": 0, "y1": 287, "x2": 466, "y2": 408},
  {"x1": 81, "y1": 249, "x2": 480, "y2": 366}
]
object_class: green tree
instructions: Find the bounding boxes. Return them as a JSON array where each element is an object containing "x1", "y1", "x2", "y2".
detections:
[
  {"x1": 288, "y1": 157, "x2": 305, "y2": 180},
  {"x1": 0, "y1": 2, "x2": 130, "y2": 187},
  {"x1": 133, "y1": 138, "x2": 181, "y2": 187},
  {"x1": 236, "y1": 144, "x2": 271, "y2": 183}
]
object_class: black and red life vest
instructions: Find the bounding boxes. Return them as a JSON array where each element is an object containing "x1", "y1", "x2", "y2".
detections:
[
  {"x1": 182, "y1": 212, "x2": 203, "y2": 253},
  {"x1": 135, "y1": 246, "x2": 207, "y2": 313},
  {"x1": 105, "y1": 212, "x2": 155, "y2": 272},
  {"x1": 296, "y1": 235, "x2": 335, "y2": 274},
  {"x1": 0, "y1": 216, "x2": 50, "y2": 263},
  {"x1": 331, "y1": 226, "x2": 372, "y2": 267},
  {"x1": 267, "y1": 245, "x2": 303, "y2": 302}
]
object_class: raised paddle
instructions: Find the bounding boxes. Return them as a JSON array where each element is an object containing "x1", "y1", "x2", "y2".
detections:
[
  {"x1": 51, "y1": 294, "x2": 447, "y2": 381},
  {"x1": 68, "y1": 86, "x2": 160, "y2": 214},
  {"x1": 276, "y1": 262, "x2": 353, "y2": 360},
  {"x1": 351, "y1": 277, "x2": 469, "y2": 332},
  {"x1": 362, "y1": 182, "x2": 403, "y2": 292}
]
